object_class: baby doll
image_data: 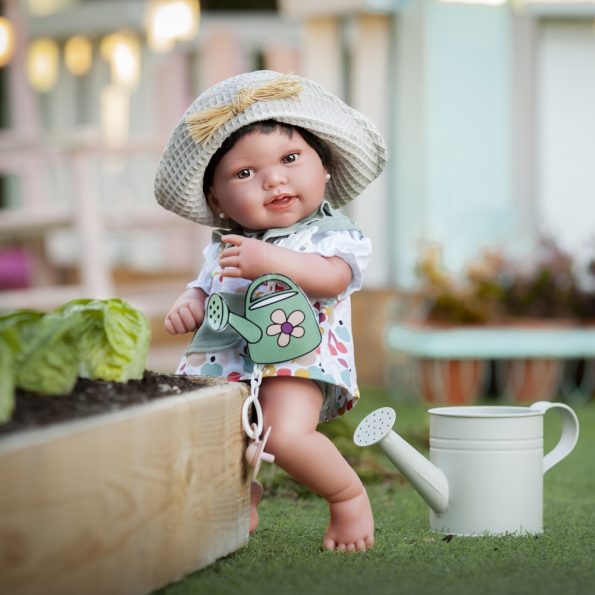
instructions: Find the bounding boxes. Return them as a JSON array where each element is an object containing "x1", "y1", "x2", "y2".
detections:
[{"x1": 155, "y1": 71, "x2": 387, "y2": 552}]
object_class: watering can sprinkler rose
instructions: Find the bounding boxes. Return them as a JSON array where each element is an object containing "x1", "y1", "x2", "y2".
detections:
[{"x1": 354, "y1": 403, "x2": 579, "y2": 536}]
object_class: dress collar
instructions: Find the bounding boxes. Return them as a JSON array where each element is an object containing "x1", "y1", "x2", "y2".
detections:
[{"x1": 212, "y1": 201, "x2": 336, "y2": 243}]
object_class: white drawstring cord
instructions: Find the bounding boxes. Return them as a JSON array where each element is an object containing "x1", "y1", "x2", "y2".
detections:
[{"x1": 242, "y1": 364, "x2": 263, "y2": 440}]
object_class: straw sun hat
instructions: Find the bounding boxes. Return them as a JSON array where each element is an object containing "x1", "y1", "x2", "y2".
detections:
[{"x1": 154, "y1": 70, "x2": 388, "y2": 228}]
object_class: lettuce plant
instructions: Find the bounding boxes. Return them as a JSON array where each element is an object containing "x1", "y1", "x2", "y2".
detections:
[{"x1": 0, "y1": 299, "x2": 151, "y2": 423}]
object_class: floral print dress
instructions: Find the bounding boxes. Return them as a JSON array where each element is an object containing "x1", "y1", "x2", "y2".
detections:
[{"x1": 176, "y1": 223, "x2": 371, "y2": 423}]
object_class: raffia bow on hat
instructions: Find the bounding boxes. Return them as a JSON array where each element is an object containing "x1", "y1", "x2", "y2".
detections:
[{"x1": 186, "y1": 74, "x2": 302, "y2": 144}]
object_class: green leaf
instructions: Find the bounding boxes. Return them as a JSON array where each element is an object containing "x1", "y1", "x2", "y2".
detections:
[
  {"x1": 55, "y1": 298, "x2": 151, "y2": 382},
  {"x1": 2, "y1": 299, "x2": 150, "y2": 410},
  {"x1": 0, "y1": 311, "x2": 46, "y2": 422},
  {"x1": 0, "y1": 310, "x2": 45, "y2": 352},
  {"x1": 100, "y1": 299, "x2": 150, "y2": 381},
  {"x1": 0, "y1": 330, "x2": 19, "y2": 423},
  {"x1": 15, "y1": 312, "x2": 81, "y2": 395}
]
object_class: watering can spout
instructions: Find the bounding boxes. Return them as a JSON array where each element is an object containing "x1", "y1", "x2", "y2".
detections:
[
  {"x1": 205, "y1": 294, "x2": 262, "y2": 344},
  {"x1": 226, "y1": 313, "x2": 262, "y2": 344},
  {"x1": 354, "y1": 407, "x2": 449, "y2": 514}
]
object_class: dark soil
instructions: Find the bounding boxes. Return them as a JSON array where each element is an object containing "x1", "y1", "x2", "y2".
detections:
[{"x1": 0, "y1": 371, "x2": 215, "y2": 438}]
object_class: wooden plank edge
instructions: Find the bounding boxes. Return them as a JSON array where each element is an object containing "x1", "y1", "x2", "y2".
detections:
[{"x1": 0, "y1": 378, "x2": 246, "y2": 454}]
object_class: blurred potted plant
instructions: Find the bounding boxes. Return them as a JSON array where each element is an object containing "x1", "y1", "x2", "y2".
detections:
[
  {"x1": 407, "y1": 243, "x2": 500, "y2": 404},
  {"x1": 491, "y1": 238, "x2": 593, "y2": 402},
  {"x1": 499, "y1": 237, "x2": 585, "y2": 322},
  {"x1": 409, "y1": 239, "x2": 594, "y2": 403},
  {"x1": 414, "y1": 243, "x2": 505, "y2": 326},
  {"x1": 574, "y1": 257, "x2": 595, "y2": 323}
]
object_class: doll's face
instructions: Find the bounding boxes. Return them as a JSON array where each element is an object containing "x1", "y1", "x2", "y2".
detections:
[{"x1": 207, "y1": 128, "x2": 329, "y2": 231}]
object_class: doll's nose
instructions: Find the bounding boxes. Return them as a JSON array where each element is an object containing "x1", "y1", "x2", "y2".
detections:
[{"x1": 262, "y1": 170, "x2": 287, "y2": 189}]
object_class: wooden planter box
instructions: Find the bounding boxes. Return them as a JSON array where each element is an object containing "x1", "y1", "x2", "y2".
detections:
[{"x1": 0, "y1": 379, "x2": 250, "y2": 595}]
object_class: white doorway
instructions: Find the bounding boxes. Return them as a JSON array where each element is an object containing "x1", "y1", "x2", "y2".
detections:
[{"x1": 536, "y1": 20, "x2": 595, "y2": 270}]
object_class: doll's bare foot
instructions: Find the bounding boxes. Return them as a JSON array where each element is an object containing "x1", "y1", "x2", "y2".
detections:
[
  {"x1": 249, "y1": 480, "x2": 264, "y2": 534},
  {"x1": 323, "y1": 487, "x2": 374, "y2": 552}
]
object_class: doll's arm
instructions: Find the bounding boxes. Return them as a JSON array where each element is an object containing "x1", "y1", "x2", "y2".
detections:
[
  {"x1": 164, "y1": 287, "x2": 208, "y2": 335},
  {"x1": 219, "y1": 234, "x2": 352, "y2": 298}
]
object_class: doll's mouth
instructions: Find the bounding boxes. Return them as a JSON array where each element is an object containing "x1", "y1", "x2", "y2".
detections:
[{"x1": 266, "y1": 195, "x2": 297, "y2": 210}]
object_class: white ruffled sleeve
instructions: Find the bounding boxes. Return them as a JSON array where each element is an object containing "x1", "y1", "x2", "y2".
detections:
[
  {"x1": 314, "y1": 230, "x2": 372, "y2": 296},
  {"x1": 278, "y1": 228, "x2": 372, "y2": 298},
  {"x1": 186, "y1": 241, "x2": 220, "y2": 294}
]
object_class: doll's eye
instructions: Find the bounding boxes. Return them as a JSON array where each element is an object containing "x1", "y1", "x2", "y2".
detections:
[
  {"x1": 236, "y1": 168, "x2": 253, "y2": 179},
  {"x1": 282, "y1": 152, "x2": 299, "y2": 164}
]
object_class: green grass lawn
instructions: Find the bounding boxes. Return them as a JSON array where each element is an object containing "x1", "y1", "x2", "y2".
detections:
[{"x1": 156, "y1": 390, "x2": 595, "y2": 595}]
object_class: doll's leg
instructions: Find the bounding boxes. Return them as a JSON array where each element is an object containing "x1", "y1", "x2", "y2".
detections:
[{"x1": 259, "y1": 376, "x2": 374, "y2": 552}]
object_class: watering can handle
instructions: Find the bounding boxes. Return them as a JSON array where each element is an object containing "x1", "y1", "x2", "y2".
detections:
[
  {"x1": 530, "y1": 401, "x2": 580, "y2": 474},
  {"x1": 246, "y1": 272, "x2": 297, "y2": 302}
]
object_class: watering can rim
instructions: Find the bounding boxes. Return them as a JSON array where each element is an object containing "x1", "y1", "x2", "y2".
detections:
[{"x1": 428, "y1": 405, "x2": 546, "y2": 418}]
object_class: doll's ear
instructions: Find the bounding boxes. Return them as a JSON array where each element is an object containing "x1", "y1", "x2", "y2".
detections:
[{"x1": 206, "y1": 189, "x2": 222, "y2": 218}]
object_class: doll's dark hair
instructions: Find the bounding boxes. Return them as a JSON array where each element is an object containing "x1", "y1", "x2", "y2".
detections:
[{"x1": 203, "y1": 120, "x2": 334, "y2": 197}]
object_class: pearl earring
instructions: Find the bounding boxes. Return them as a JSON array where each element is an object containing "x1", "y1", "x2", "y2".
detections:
[
  {"x1": 219, "y1": 212, "x2": 226, "y2": 220},
  {"x1": 325, "y1": 173, "x2": 331, "y2": 181}
]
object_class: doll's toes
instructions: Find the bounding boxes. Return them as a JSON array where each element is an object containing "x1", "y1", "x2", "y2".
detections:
[
  {"x1": 323, "y1": 537, "x2": 336, "y2": 551},
  {"x1": 356, "y1": 539, "x2": 367, "y2": 552},
  {"x1": 336, "y1": 543, "x2": 347, "y2": 552},
  {"x1": 364, "y1": 535, "x2": 375, "y2": 550},
  {"x1": 346, "y1": 543, "x2": 356, "y2": 553}
]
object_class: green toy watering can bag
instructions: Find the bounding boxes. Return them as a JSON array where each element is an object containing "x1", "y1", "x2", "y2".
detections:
[{"x1": 205, "y1": 273, "x2": 322, "y2": 364}]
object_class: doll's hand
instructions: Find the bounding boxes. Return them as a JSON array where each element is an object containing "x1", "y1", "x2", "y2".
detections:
[
  {"x1": 164, "y1": 288, "x2": 206, "y2": 335},
  {"x1": 219, "y1": 235, "x2": 271, "y2": 280}
]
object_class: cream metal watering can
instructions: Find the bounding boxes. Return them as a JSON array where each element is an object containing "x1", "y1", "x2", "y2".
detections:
[
  {"x1": 353, "y1": 402, "x2": 579, "y2": 536},
  {"x1": 205, "y1": 273, "x2": 321, "y2": 364}
]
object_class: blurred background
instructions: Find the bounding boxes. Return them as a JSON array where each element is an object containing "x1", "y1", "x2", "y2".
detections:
[{"x1": 0, "y1": 0, "x2": 593, "y2": 396}]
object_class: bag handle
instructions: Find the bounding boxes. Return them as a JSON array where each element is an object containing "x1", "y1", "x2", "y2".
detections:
[
  {"x1": 529, "y1": 401, "x2": 580, "y2": 474},
  {"x1": 246, "y1": 273, "x2": 296, "y2": 303}
]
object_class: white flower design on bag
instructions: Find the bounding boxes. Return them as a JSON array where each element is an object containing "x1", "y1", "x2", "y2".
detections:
[{"x1": 266, "y1": 309, "x2": 305, "y2": 347}]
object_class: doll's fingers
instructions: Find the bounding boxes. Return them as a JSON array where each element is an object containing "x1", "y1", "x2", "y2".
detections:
[
  {"x1": 220, "y1": 246, "x2": 240, "y2": 258},
  {"x1": 167, "y1": 312, "x2": 187, "y2": 335},
  {"x1": 164, "y1": 317, "x2": 176, "y2": 336},
  {"x1": 219, "y1": 252, "x2": 240, "y2": 266},
  {"x1": 187, "y1": 300, "x2": 204, "y2": 323},
  {"x1": 219, "y1": 267, "x2": 242, "y2": 278},
  {"x1": 178, "y1": 305, "x2": 198, "y2": 331},
  {"x1": 220, "y1": 234, "x2": 243, "y2": 246},
  {"x1": 173, "y1": 313, "x2": 191, "y2": 334},
  {"x1": 219, "y1": 256, "x2": 239, "y2": 268}
]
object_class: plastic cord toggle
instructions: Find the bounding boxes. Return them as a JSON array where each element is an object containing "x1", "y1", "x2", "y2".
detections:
[
  {"x1": 245, "y1": 423, "x2": 275, "y2": 476},
  {"x1": 242, "y1": 365, "x2": 275, "y2": 476}
]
